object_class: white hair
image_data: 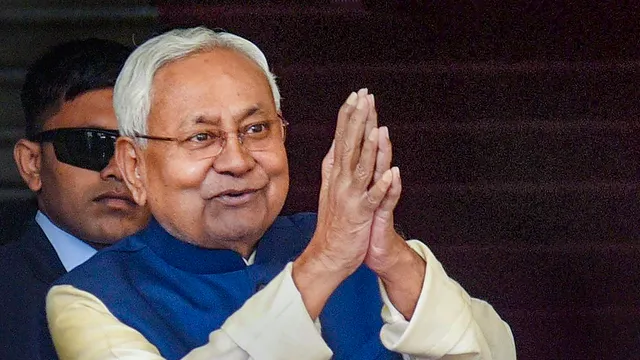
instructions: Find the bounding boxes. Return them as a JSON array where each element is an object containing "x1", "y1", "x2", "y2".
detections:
[{"x1": 114, "y1": 27, "x2": 281, "y2": 144}]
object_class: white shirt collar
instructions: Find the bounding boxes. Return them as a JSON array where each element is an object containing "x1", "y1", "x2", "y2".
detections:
[
  {"x1": 244, "y1": 251, "x2": 256, "y2": 265},
  {"x1": 35, "y1": 211, "x2": 97, "y2": 272}
]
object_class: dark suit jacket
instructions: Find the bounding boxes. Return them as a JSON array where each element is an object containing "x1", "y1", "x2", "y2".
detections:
[{"x1": 0, "y1": 220, "x2": 65, "y2": 360}]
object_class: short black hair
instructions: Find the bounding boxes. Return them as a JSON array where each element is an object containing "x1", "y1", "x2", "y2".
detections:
[{"x1": 20, "y1": 38, "x2": 132, "y2": 139}]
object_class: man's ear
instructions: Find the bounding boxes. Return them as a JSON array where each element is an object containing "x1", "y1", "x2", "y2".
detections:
[
  {"x1": 115, "y1": 137, "x2": 147, "y2": 206},
  {"x1": 13, "y1": 139, "x2": 43, "y2": 192}
]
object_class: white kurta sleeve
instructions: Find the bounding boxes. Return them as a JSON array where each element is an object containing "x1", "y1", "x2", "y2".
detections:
[{"x1": 378, "y1": 240, "x2": 516, "y2": 360}]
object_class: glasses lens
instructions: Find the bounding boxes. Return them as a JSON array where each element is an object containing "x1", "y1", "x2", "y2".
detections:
[
  {"x1": 40, "y1": 129, "x2": 117, "y2": 172},
  {"x1": 243, "y1": 117, "x2": 288, "y2": 152}
]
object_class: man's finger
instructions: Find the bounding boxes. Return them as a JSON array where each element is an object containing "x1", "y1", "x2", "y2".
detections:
[
  {"x1": 331, "y1": 91, "x2": 358, "y2": 183},
  {"x1": 363, "y1": 94, "x2": 378, "y2": 150},
  {"x1": 318, "y1": 140, "x2": 336, "y2": 223},
  {"x1": 354, "y1": 127, "x2": 379, "y2": 188},
  {"x1": 373, "y1": 126, "x2": 392, "y2": 183},
  {"x1": 364, "y1": 168, "x2": 393, "y2": 211},
  {"x1": 376, "y1": 166, "x2": 402, "y2": 217},
  {"x1": 321, "y1": 140, "x2": 336, "y2": 184},
  {"x1": 334, "y1": 91, "x2": 360, "y2": 152},
  {"x1": 340, "y1": 92, "x2": 369, "y2": 175}
]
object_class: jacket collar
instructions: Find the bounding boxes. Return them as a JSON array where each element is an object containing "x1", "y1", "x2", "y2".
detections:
[{"x1": 17, "y1": 219, "x2": 67, "y2": 284}]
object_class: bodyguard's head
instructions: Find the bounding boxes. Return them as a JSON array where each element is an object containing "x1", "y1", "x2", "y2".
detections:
[
  {"x1": 14, "y1": 38, "x2": 151, "y2": 247},
  {"x1": 21, "y1": 38, "x2": 130, "y2": 139},
  {"x1": 115, "y1": 27, "x2": 288, "y2": 255}
]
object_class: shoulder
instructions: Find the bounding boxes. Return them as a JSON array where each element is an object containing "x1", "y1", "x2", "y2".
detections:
[
  {"x1": 0, "y1": 240, "x2": 28, "y2": 275},
  {"x1": 0, "y1": 220, "x2": 56, "y2": 278},
  {"x1": 54, "y1": 234, "x2": 146, "y2": 289},
  {"x1": 0, "y1": 224, "x2": 56, "y2": 311}
]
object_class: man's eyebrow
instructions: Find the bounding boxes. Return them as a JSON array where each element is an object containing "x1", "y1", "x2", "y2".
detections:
[
  {"x1": 192, "y1": 116, "x2": 220, "y2": 126},
  {"x1": 235, "y1": 105, "x2": 264, "y2": 121},
  {"x1": 181, "y1": 105, "x2": 266, "y2": 128}
]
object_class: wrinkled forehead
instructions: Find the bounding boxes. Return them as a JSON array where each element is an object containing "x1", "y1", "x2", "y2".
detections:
[{"x1": 148, "y1": 48, "x2": 276, "y2": 130}]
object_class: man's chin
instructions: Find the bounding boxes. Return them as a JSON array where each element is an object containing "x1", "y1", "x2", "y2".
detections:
[
  {"x1": 204, "y1": 215, "x2": 267, "y2": 244},
  {"x1": 83, "y1": 216, "x2": 149, "y2": 243},
  {"x1": 84, "y1": 239, "x2": 118, "y2": 250},
  {"x1": 79, "y1": 229, "x2": 127, "y2": 249}
]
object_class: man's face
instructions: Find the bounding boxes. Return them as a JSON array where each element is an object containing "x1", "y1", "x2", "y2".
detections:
[
  {"x1": 35, "y1": 89, "x2": 150, "y2": 245},
  {"x1": 138, "y1": 48, "x2": 289, "y2": 251}
]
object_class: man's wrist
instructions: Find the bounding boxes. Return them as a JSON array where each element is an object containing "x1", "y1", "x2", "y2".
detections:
[
  {"x1": 377, "y1": 243, "x2": 426, "y2": 320},
  {"x1": 292, "y1": 246, "x2": 352, "y2": 319},
  {"x1": 377, "y1": 243, "x2": 425, "y2": 286}
]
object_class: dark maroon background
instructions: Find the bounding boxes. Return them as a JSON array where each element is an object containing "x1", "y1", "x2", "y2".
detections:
[{"x1": 144, "y1": 1, "x2": 640, "y2": 358}]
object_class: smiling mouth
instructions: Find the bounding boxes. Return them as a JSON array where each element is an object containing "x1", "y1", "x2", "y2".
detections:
[{"x1": 215, "y1": 189, "x2": 260, "y2": 205}]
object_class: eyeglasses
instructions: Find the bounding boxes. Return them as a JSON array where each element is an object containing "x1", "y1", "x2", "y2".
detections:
[
  {"x1": 134, "y1": 116, "x2": 288, "y2": 159},
  {"x1": 30, "y1": 128, "x2": 119, "y2": 172}
]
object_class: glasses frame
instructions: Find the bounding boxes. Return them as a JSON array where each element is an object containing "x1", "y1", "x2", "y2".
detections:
[{"x1": 134, "y1": 114, "x2": 289, "y2": 157}]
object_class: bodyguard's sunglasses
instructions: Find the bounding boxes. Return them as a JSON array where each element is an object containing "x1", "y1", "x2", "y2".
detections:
[{"x1": 30, "y1": 128, "x2": 119, "y2": 172}]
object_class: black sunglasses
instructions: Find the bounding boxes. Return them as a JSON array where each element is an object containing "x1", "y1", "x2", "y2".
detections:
[{"x1": 30, "y1": 128, "x2": 119, "y2": 172}]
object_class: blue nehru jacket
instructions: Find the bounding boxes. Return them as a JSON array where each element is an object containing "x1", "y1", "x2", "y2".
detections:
[{"x1": 53, "y1": 213, "x2": 403, "y2": 360}]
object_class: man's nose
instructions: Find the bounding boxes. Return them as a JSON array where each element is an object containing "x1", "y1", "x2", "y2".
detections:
[
  {"x1": 211, "y1": 136, "x2": 255, "y2": 176},
  {"x1": 99, "y1": 155, "x2": 123, "y2": 181}
]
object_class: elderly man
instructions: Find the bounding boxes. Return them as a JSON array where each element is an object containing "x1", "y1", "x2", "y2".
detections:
[
  {"x1": 0, "y1": 38, "x2": 150, "y2": 360},
  {"x1": 45, "y1": 27, "x2": 516, "y2": 359}
]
